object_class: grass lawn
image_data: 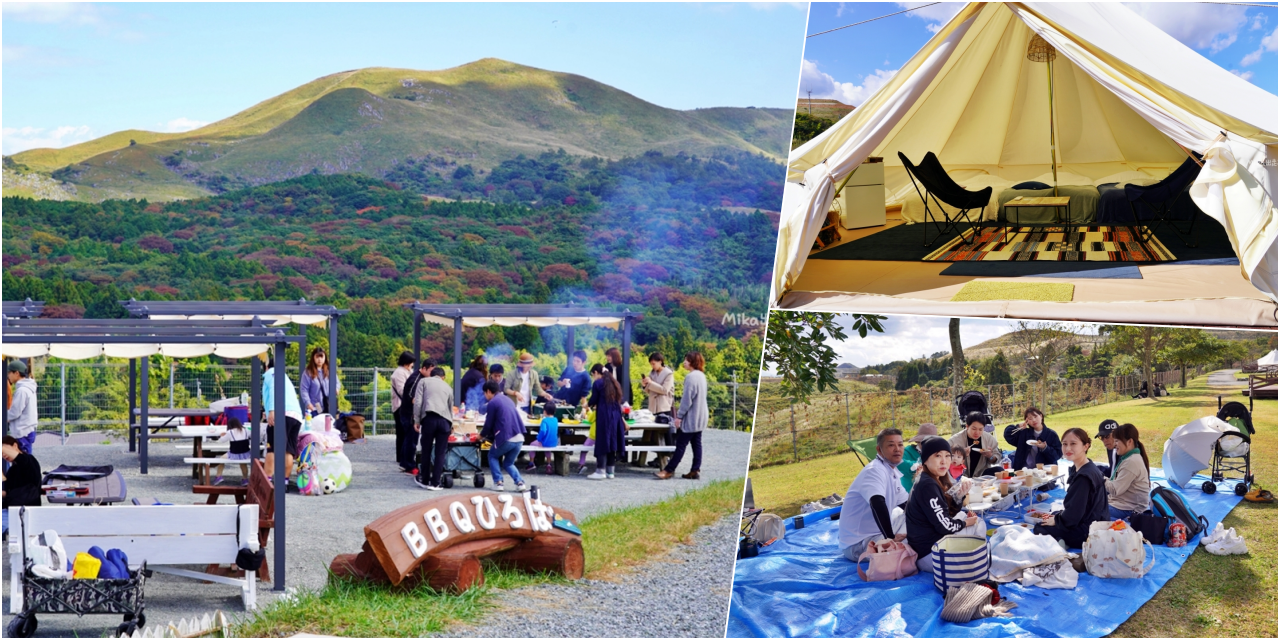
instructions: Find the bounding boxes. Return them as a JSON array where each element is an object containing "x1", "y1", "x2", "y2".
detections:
[
  {"x1": 235, "y1": 479, "x2": 745, "y2": 637},
  {"x1": 747, "y1": 372, "x2": 1276, "y2": 638}
]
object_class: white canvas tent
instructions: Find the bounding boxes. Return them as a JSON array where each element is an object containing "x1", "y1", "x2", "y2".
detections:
[
  {"x1": 775, "y1": 2, "x2": 1277, "y2": 324},
  {"x1": 1259, "y1": 349, "x2": 1278, "y2": 367}
]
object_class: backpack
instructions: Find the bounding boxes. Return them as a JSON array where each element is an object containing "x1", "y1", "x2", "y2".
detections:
[{"x1": 1150, "y1": 486, "x2": 1209, "y2": 538}]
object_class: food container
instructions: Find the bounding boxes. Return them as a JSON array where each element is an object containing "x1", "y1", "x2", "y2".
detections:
[{"x1": 1023, "y1": 505, "x2": 1052, "y2": 525}]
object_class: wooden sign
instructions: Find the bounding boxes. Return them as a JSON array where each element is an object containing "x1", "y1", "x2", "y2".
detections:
[{"x1": 330, "y1": 491, "x2": 583, "y2": 592}]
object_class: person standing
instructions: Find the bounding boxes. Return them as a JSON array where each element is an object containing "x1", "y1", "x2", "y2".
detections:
[
  {"x1": 412, "y1": 367, "x2": 455, "y2": 491},
  {"x1": 554, "y1": 350, "x2": 591, "y2": 407},
  {"x1": 603, "y1": 347, "x2": 623, "y2": 380},
  {"x1": 460, "y1": 356, "x2": 488, "y2": 413},
  {"x1": 397, "y1": 360, "x2": 432, "y2": 476},
  {"x1": 655, "y1": 352, "x2": 707, "y2": 480},
  {"x1": 1003, "y1": 407, "x2": 1062, "y2": 471},
  {"x1": 300, "y1": 347, "x2": 340, "y2": 418},
  {"x1": 390, "y1": 352, "x2": 418, "y2": 475},
  {"x1": 6, "y1": 361, "x2": 37, "y2": 455},
  {"x1": 504, "y1": 352, "x2": 540, "y2": 413},
  {"x1": 641, "y1": 352, "x2": 676, "y2": 465},
  {"x1": 479, "y1": 381, "x2": 527, "y2": 491},
  {"x1": 262, "y1": 354, "x2": 304, "y2": 480},
  {"x1": 585, "y1": 365, "x2": 628, "y2": 480},
  {"x1": 1094, "y1": 419, "x2": 1119, "y2": 477},
  {"x1": 1104, "y1": 423, "x2": 1151, "y2": 519}
]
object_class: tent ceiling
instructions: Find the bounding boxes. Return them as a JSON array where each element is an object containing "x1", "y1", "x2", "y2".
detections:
[{"x1": 408, "y1": 304, "x2": 643, "y2": 330}]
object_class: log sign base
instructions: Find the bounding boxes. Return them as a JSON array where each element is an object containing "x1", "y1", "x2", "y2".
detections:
[{"x1": 330, "y1": 491, "x2": 583, "y2": 593}]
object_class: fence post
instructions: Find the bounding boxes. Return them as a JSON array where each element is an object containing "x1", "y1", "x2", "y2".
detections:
[
  {"x1": 168, "y1": 361, "x2": 176, "y2": 408},
  {"x1": 60, "y1": 363, "x2": 67, "y2": 444},
  {"x1": 789, "y1": 402, "x2": 798, "y2": 463},
  {"x1": 845, "y1": 392, "x2": 851, "y2": 442},
  {"x1": 371, "y1": 368, "x2": 379, "y2": 436},
  {"x1": 891, "y1": 391, "x2": 896, "y2": 429},
  {"x1": 732, "y1": 372, "x2": 738, "y2": 431}
]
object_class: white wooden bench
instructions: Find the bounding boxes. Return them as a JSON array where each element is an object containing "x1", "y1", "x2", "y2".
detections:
[
  {"x1": 521, "y1": 444, "x2": 676, "y2": 475},
  {"x1": 8, "y1": 504, "x2": 260, "y2": 610}
]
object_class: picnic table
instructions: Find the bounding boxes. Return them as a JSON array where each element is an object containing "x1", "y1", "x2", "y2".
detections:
[
  {"x1": 130, "y1": 408, "x2": 223, "y2": 472},
  {"x1": 522, "y1": 419, "x2": 676, "y2": 472},
  {"x1": 42, "y1": 469, "x2": 128, "y2": 506}
]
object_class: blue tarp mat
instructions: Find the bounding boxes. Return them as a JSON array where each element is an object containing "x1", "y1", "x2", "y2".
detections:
[{"x1": 729, "y1": 470, "x2": 1242, "y2": 638}]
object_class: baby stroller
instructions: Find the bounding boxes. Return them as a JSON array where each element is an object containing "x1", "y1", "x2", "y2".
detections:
[
  {"x1": 1204, "y1": 401, "x2": 1254, "y2": 496},
  {"x1": 955, "y1": 390, "x2": 994, "y2": 432}
]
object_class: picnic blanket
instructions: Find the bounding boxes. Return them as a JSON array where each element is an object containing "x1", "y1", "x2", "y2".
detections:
[{"x1": 728, "y1": 469, "x2": 1242, "y2": 638}]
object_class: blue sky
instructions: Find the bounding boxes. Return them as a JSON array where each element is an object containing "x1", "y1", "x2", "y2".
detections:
[
  {"x1": 1, "y1": 2, "x2": 809, "y2": 155},
  {"x1": 800, "y1": 2, "x2": 1278, "y2": 107},
  {"x1": 828, "y1": 316, "x2": 1100, "y2": 368}
]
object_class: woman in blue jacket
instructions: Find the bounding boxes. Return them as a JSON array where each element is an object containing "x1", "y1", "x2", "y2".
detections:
[
  {"x1": 300, "y1": 347, "x2": 340, "y2": 417},
  {"x1": 1003, "y1": 406, "x2": 1062, "y2": 470}
]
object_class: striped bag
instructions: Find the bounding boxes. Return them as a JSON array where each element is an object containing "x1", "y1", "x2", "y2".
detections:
[{"x1": 932, "y1": 535, "x2": 990, "y2": 592}]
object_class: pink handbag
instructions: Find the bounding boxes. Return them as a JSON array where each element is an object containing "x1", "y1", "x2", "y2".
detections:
[{"x1": 857, "y1": 538, "x2": 920, "y2": 581}]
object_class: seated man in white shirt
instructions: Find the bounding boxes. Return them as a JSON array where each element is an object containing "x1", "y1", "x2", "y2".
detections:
[{"x1": 838, "y1": 428, "x2": 910, "y2": 561}]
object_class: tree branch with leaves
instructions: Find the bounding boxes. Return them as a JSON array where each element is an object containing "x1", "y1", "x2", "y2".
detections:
[{"x1": 764, "y1": 311, "x2": 885, "y2": 405}]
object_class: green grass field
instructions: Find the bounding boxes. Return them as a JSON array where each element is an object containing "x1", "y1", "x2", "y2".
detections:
[
  {"x1": 236, "y1": 479, "x2": 745, "y2": 637},
  {"x1": 747, "y1": 372, "x2": 1277, "y2": 638}
]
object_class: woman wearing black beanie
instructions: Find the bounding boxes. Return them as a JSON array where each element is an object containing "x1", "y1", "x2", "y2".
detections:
[{"x1": 905, "y1": 436, "x2": 978, "y2": 573}]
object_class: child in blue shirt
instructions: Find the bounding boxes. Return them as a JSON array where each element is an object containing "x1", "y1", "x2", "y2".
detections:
[{"x1": 530, "y1": 402, "x2": 560, "y2": 474}]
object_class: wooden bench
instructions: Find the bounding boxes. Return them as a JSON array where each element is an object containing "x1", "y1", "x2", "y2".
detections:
[
  {"x1": 521, "y1": 444, "x2": 676, "y2": 476},
  {"x1": 8, "y1": 503, "x2": 259, "y2": 610}
]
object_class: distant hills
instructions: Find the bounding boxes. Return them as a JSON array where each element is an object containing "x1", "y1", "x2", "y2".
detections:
[{"x1": 4, "y1": 59, "x2": 793, "y2": 202}]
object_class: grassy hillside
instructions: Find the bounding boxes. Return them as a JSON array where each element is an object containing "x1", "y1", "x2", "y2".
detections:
[
  {"x1": 6, "y1": 60, "x2": 792, "y2": 202},
  {"x1": 3, "y1": 150, "x2": 779, "y2": 367}
]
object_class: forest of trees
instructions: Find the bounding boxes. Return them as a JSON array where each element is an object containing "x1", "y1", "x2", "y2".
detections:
[{"x1": 3, "y1": 149, "x2": 780, "y2": 371}]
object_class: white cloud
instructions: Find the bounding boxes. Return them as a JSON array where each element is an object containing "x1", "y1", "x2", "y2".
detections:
[
  {"x1": 799, "y1": 59, "x2": 896, "y2": 107},
  {"x1": 896, "y1": 2, "x2": 964, "y2": 34},
  {"x1": 1251, "y1": 14, "x2": 1268, "y2": 31},
  {"x1": 161, "y1": 117, "x2": 209, "y2": 133},
  {"x1": 836, "y1": 3, "x2": 846, "y2": 19},
  {"x1": 1241, "y1": 28, "x2": 1278, "y2": 66},
  {"x1": 1231, "y1": 69, "x2": 1255, "y2": 82},
  {"x1": 2, "y1": 2, "x2": 103, "y2": 25},
  {"x1": 2, "y1": 125, "x2": 94, "y2": 155},
  {"x1": 1124, "y1": 2, "x2": 1247, "y2": 51},
  {"x1": 829, "y1": 316, "x2": 1014, "y2": 368}
]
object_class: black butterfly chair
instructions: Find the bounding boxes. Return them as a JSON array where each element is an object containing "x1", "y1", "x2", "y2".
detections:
[
  {"x1": 899, "y1": 151, "x2": 992, "y2": 248},
  {"x1": 1125, "y1": 155, "x2": 1204, "y2": 247}
]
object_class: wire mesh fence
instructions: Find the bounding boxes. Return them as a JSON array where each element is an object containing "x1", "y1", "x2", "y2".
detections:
[
  {"x1": 18, "y1": 362, "x2": 758, "y2": 441},
  {"x1": 750, "y1": 366, "x2": 1207, "y2": 469}
]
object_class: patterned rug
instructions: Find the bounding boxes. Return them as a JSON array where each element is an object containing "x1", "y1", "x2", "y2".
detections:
[{"x1": 923, "y1": 226, "x2": 1176, "y2": 262}]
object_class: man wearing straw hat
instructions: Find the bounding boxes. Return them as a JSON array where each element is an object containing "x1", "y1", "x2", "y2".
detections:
[{"x1": 504, "y1": 352, "x2": 541, "y2": 414}]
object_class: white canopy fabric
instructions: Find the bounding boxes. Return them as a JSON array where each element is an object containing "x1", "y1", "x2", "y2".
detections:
[
  {"x1": 147, "y1": 314, "x2": 330, "y2": 326},
  {"x1": 1259, "y1": 349, "x2": 1278, "y2": 366},
  {"x1": 776, "y1": 2, "x2": 1277, "y2": 303},
  {"x1": 0, "y1": 343, "x2": 273, "y2": 360},
  {"x1": 418, "y1": 315, "x2": 623, "y2": 330}
]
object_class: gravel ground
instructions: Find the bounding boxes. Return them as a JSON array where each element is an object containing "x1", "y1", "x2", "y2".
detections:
[
  {"x1": 3, "y1": 429, "x2": 750, "y2": 637},
  {"x1": 445, "y1": 514, "x2": 739, "y2": 638}
]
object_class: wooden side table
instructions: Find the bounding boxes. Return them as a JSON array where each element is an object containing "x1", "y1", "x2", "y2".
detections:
[{"x1": 1004, "y1": 196, "x2": 1070, "y2": 237}]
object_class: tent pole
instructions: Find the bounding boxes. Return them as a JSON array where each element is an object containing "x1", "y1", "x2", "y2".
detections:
[
  {"x1": 272, "y1": 341, "x2": 287, "y2": 592},
  {"x1": 1047, "y1": 59, "x2": 1059, "y2": 197},
  {"x1": 251, "y1": 357, "x2": 262, "y2": 457},
  {"x1": 298, "y1": 324, "x2": 307, "y2": 396},
  {"x1": 566, "y1": 326, "x2": 575, "y2": 359},
  {"x1": 621, "y1": 316, "x2": 633, "y2": 405},
  {"x1": 140, "y1": 356, "x2": 150, "y2": 474},
  {"x1": 328, "y1": 315, "x2": 339, "y2": 416},
  {"x1": 453, "y1": 317, "x2": 463, "y2": 406},
  {"x1": 128, "y1": 359, "x2": 138, "y2": 452},
  {"x1": 413, "y1": 312, "x2": 422, "y2": 371}
]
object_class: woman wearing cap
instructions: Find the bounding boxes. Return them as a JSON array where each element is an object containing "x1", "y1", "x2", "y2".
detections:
[
  {"x1": 906, "y1": 436, "x2": 980, "y2": 573},
  {"x1": 1104, "y1": 423, "x2": 1151, "y2": 519},
  {"x1": 948, "y1": 412, "x2": 1002, "y2": 478},
  {"x1": 1034, "y1": 428, "x2": 1108, "y2": 547}
]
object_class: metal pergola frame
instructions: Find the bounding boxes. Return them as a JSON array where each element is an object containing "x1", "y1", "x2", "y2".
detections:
[
  {"x1": 2, "y1": 299, "x2": 44, "y2": 318},
  {"x1": 404, "y1": 303, "x2": 644, "y2": 404},
  {"x1": 0, "y1": 317, "x2": 299, "y2": 592},
  {"x1": 121, "y1": 299, "x2": 349, "y2": 417}
]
